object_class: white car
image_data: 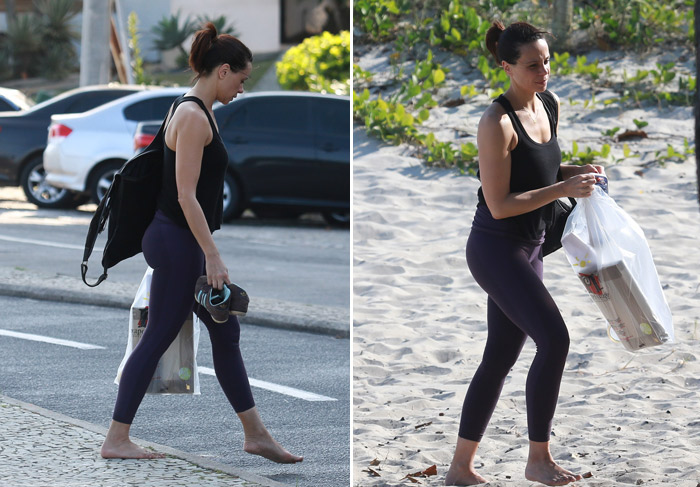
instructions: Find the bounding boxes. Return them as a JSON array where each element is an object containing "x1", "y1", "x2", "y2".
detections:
[{"x1": 44, "y1": 86, "x2": 187, "y2": 202}]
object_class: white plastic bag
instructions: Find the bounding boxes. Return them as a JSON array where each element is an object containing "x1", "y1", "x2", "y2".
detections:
[
  {"x1": 561, "y1": 186, "x2": 673, "y2": 352},
  {"x1": 115, "y1": 268, "x2": 201, "y2": 394}
]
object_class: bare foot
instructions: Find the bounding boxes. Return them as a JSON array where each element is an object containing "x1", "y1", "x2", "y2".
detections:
[
  {"x1": 525, "y1": 460, "x2": 582, "y2": 486},
  {"x1": 243, "y1": 434, "x2": 303, "y2": 464},
  {"x1": 101, "y1": 438, "x2": 165, "y2": 459},
  {"x1": 444, "y1": 468, "x2": 487, "y2": 486}
]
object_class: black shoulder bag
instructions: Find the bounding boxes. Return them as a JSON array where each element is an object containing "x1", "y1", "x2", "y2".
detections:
[
  {"x1": 542, "y1": 192, "x2": 577, "y2": 257},
  {"x1": 80, "y1": 116, "x2": 167, "y2": 287}
]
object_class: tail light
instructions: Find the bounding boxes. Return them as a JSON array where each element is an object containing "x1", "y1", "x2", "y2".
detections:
[
  {"x1": 134, "y1": 133, "x2": 156, "y2": 151},
  {"x1": 49, "y1": 123, "x2": 72, "y2": 139}
]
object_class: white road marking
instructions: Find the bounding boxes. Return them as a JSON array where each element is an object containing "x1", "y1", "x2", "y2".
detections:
[
  {"x1": 0, "y1": 328, "x2": 335, "y2": 401},
  {"x1": 198, "y1": 366, "x2": 336, "y2": 402},
  {"x1": 0, "y1": 234, "x2": 103, "y2": 252},
  {"x1": 0, "y1": 329, "x2": 105, "y2": 350}
]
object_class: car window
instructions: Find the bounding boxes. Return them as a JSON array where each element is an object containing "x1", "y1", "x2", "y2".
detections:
[
  {"x1": 245, "y1": 98, "x2": 310, "y2": 133},
  {"x1": 314, "y1": 99, "x2": 350, "y2": 136},
  {"x1": 64, "y1": 90, "x2": 134, "y2": 113},
  {"x1": 0, "y1": 99, "x2": 14, "y2": 111},
  {"x1": 221, "y1": 104, "x2": 246, "y2": 130},
  {"x1": 124, "y1": 96, "x2": 177, "y2": 122}
]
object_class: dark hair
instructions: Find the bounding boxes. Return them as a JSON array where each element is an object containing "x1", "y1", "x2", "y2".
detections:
[
  {"x1": 485, "y1": 21, "x2": 549, "y2": 65},
  {"x1": 189, "y1": 22, "x2": 253, "y2": 79}
]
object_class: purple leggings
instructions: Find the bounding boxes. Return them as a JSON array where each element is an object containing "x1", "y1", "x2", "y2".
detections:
[
  {"x1": 459, "y1": 229, "x2": 570, "y2": 443},
  {"x1": 112, "y1": 210, "x2": 255, "y2": 424}
]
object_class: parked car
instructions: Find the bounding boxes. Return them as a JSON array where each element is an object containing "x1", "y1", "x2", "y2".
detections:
[
  {"x1": 0, "y1": 84, "x2": 143, "y2": 208},
  {"x1": 134, "y1": 92, "x2": 350, "y2": 226},
  {"x1": 44, "y1": 86, "x2": 187, "y2": 203},
  {"x1": 0, "y1": 87, "x2": 35, "y2": 111}
]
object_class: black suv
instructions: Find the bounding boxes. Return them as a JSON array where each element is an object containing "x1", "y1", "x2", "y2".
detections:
[{"x1": 135, "y1": 92, "x2": 350, "y2": 225}]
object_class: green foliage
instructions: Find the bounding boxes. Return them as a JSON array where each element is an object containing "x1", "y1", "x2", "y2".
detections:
[
  {"x1": 353, "y1": 89, "x2": 419, "y2": 144},
  {"x1": 353, "y1": 0, "x2": 410, "y2": 40},
  {"x1": 152, "y1": 10, "x2": 195, "y2": 67},
  {"x1": 421, "y1": 132, "x2": 478, "y2": 174},
  {"x1": 550, "y1": 52, "x2": 605, "y2": 80},
  {"x1": 128, "y1": 12, "x2": 150, "y2": 85},
  {"x1": 195, "y1": 14, "x2": 238, "y2": 36},
  {"x1": 397, "y1": 50, "x2": 448, "y2": 109},
  {"x1": 427, "y1": 2, "x2": 489, "y2": 55},
  {"x1": 575, "y1": 0, "x2": 692, "y2": 49},
  {"x1": 277, "y1": 31, "x2": 350, "y2": 95},
  {"x1": 477, "y1": 54, "x2": 509, "y2": 94},
  {"x1": 561, "y1": 141, "x2": 612, "y2": 165},
  {"x1": 353, "y1": 64, "x2": 374, "y2": 88},
  {"x1": 654, "y1": 138, "x2": 695, "y2": 165},
  {"x1": 4, "y1": 0, "x2": 79, "y2": 80}
]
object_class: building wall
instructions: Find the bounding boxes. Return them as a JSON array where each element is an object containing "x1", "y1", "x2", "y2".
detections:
[{"x1": 170, "y1": 0, "x2": 281, "y2": 55}]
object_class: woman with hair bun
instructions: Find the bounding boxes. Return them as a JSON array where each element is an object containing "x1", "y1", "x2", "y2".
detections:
[
  {"x1": 445, "y1": 21, "x2": 604, "y2": 486},
  {"x1": 100, "y1": 23, "x2": 302, "y2": 464}
]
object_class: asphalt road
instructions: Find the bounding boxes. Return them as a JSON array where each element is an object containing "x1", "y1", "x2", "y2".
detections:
[
  {"x1": 0, "y1": 296, "x2": 350, "y2": 487},
  {"x1": 0, "y1": 187, "x2": 350, "y2": 309}
]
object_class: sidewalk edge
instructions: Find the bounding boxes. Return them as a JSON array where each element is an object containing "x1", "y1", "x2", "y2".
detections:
[
  {"x1": 0, "y1": 394, "x2": 288, "y2": 487},
  {"x1": 0, "y1": 283, "x2": 349, "y2": 338}
]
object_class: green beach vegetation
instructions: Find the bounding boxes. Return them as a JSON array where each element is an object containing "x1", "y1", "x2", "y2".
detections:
[{"x1": 353, "y1": 0, "x2": 695, "y2": 173}]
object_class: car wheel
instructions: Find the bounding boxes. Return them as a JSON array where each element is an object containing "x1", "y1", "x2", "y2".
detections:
[
  {"x1": 90, "y1": 161, "x2": 124, "y2": 203},
  {"x1": 323, "y1": 210, "x2": 350, "y2": 227},
  {"x1": 222, "y1": 171, "x2": 244, "y2": 222},
  {"x1": 20, "y1": 156, "x2": 86, "y2": 209}
]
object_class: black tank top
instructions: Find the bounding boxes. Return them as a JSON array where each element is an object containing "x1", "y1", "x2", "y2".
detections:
[
  {"x1": 473, "y1": 90, "x2": 562, "y2": 242},
  {"x1": 157, "y1": 96, "x2": 227, "y2": 233}
]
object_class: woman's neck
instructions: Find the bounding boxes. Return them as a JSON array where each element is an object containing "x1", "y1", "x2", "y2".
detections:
[
  {"x1": 187, "y1": 77, "x2": 217, "y2": 109},
  {"x1": 504, "y1": 86, "x2": 538, "y2": 112}
]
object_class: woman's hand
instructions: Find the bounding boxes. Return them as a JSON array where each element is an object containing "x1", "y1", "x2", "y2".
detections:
[
  {"x1": 205, "y1": 252, "x2": 230, "y2": 290},
  {"x1": 560, "y1": 173, "x2": 597, "y2": 198}
]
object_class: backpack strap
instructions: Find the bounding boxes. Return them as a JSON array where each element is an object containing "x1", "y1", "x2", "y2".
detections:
[{"x1": 80, "y1": 110, "x2": 169, "y2": 287}]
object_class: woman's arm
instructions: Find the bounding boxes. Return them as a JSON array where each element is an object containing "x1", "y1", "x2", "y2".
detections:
[
  {"x1": 172, "y1": 105, "x2": 230, "y2": 290},
  {"x1": 477, "y1": 105, "x2": 596, "y2": 220}
]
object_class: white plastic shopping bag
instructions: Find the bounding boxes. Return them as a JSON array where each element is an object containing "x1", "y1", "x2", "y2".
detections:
[
  {"x1": 561, "y1": 186, "x2": 673, "y2": 352},
  {"x1": 115, "y1": 268, "x2": 201, "y2": 394}
]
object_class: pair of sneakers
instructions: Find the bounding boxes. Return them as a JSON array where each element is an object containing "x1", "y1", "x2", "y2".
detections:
[{"x1": 194, "y1": 276, "x2": 249, "y2": 324}]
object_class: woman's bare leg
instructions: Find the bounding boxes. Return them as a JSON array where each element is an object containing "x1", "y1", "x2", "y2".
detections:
[
  {"x1": 101, "y1": 420, "x2": 165, "y2": 459},
  {"x1": 444, "y1": 437, "x2": 487, "y2": 485},
  {"x1": 525, "y1": 440, "x2": 582, "y2": 486},
  {"x1": 238, "y1": 407, "x2": 303, "y2": 464}
]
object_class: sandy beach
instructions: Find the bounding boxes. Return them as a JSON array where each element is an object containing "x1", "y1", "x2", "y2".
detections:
[{"x1": 352, "y1": 43, "x2": 700, "y2": 486}]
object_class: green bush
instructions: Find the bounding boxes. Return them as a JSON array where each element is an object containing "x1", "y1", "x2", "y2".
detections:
[{"x1": 276, "y1": 31, "x2": 350, "y2": 95}]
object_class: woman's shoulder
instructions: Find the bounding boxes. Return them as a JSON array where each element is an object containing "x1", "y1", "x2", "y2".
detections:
[
  {"x1": 539, "y1": 89, "x2": 560, "y2": 106},
  {"x1": 479, "y1": 101, "x2": 513, "y2": 133}
]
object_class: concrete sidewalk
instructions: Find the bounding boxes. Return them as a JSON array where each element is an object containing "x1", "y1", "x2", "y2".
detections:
[
  {"x1": 0, "y1": 266, "x2": 349, "y2": 338},
  {"x1": 0, "y1": 395, "x2": 287, "y2": 487}
]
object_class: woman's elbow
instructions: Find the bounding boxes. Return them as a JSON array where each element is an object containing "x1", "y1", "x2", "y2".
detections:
[
  {"x1": 487, "y1": 204, "x2": 508, "y2": 219},
  {"x1": 177, "y1": 192, "x2": 196, "y2": 211}
]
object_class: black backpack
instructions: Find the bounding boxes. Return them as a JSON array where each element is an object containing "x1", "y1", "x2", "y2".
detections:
[{"x1": 81, "y1": 117, "x2": 167, "y2": 287}]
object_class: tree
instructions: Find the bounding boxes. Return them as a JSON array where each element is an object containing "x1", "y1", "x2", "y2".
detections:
[
  {"x1": 195, "y1": 14, "x2": 238, "y2": 36},
  {"x1": 151, "y1": 10, "x2": 196, "y2": 68},
  {"x1": 552, "y1": 0, "x2": 573, "y2": 52}
]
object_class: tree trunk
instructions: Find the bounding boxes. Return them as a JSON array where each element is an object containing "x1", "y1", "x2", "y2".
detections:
[
  {"x1": 552, "y1": 0, "x2": 574, "y2": 52},
  {"x1": 5, "y1": 0, "x2": 16, "y2": 29},
  {"x1": 80, "y1": 0, "x2": 112, "y2": 86}
]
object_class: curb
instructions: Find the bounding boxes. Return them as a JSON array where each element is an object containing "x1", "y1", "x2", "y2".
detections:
[
  {"x1": 0, "y1": 281, "x2": 349, "y2": 338},
  {"x1": 0, "y1": 394, "x2": 288, "y2": 487}
]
